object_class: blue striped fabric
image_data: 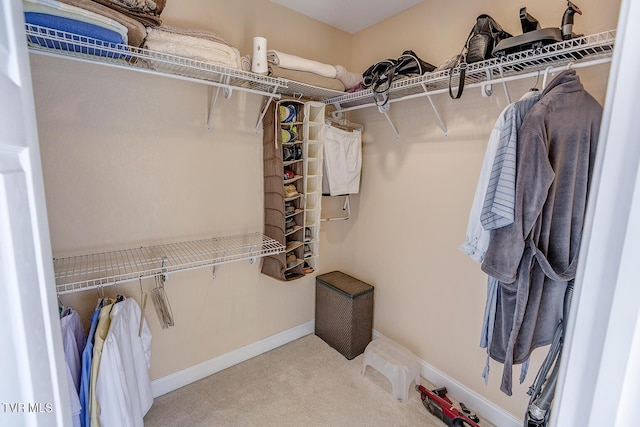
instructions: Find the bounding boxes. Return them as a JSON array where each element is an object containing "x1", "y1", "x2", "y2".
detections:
[{"x1": 481, "y1": 92, "x2": 541, "y2": 230}]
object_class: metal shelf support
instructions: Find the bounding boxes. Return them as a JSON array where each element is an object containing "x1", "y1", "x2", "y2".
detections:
[
  {"x1": 422, "y1": 84, "x2": 448, "y2": 137},
  {"x1": 206, "y1": 75, "x2": 233, "y2": 131},
  {"x1": 321, "y1": 195, "x2": 351, "y2": 221}
]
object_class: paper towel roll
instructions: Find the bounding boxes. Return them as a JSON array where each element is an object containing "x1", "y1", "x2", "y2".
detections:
[{"x1": 252, "y1": 37, "x2": 268, "y2": 75}]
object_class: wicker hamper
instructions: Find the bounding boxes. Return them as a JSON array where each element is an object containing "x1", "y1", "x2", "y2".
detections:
[{"x1": 315, "y1": 271, "x2": 374, "y2": 359}]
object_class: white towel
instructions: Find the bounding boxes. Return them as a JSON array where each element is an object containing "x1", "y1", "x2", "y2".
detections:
[
  {"x1": 335, "y1": 64, "x2": 363, "y2": 90},
  {"x1": 23, "y1": 0, "x2": 129, "y2": 42},
  {"x1": 145, "y1": 27, "x2": 242, "y2": 70},
  {"x1": 322, "y1": 125, "x2": 362, "y2": 196},
  {"x1": 267, "y1": 50, "x2": 337, "y2": 79}
]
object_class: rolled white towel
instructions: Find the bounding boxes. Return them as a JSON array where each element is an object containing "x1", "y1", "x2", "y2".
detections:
[
  {"x1": 335, "y1": 65, "x2": 363, "y2": 90},
  {"x1": 267, "y1": 49, "x2": 337, "y2": 79}
]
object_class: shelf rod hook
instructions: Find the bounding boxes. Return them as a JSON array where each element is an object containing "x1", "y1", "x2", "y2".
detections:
[
  {"x1": 482, "y1": 69, "x2": 493, "y2": 98},
  {"x1": 248, "y1": 245, "x2": 256, "y2": 264},
  {"x1": 223, "y1": 75, "x2": 233, "y2": 99},
  {"x1": 542, "y1": 65, "x2": 554, "y2": 90},
  {"x1": 161, "y1": 258, "x2": 168, "y2": 282}
]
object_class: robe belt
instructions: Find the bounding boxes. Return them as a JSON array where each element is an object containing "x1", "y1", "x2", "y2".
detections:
[{"x1": 526, "y1": 240, "x2": 578, "y2": 282}]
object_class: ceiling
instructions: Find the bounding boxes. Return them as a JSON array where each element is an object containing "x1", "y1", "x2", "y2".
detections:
[{"x1": 270, "y1": 0, "x2": 425, "y2": 35}]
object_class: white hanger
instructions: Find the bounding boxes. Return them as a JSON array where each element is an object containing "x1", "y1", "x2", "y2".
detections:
[
  {"x1": 541, "y1": 65, "x2": 554, "y2": 90},
  {"x1": 326, "y1": 117, "x2": 363, "y2": 133}
]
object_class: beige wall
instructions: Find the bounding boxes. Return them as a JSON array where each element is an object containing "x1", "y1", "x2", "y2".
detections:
[
  {"x1": 32, "y1": 0, "x2": 351, "y2": 381},
  {"x1": 340, "y1": 0, "x2": 620, "y2": 420},
  {"x1": 350, "y1": 0, "x2": 619, "y2": 72},
  {"x1": 31, "y1": 0, "x2": 620, "y2": 423}
]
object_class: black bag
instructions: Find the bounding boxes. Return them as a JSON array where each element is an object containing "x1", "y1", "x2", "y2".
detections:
[
  {"x1": 466, "y1": 15, "x2": 512, "y2": 63},
  {"x1": 362, "y1": 50, "x2": 435, "y2": 110},
  {"x1": 449, "y1": 14, "x2": 512, "y2": 99}
]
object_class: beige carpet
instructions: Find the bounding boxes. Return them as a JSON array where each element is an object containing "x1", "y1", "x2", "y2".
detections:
[{"x1": 144, "y1": 334, "x2": 444, "y2": 427}]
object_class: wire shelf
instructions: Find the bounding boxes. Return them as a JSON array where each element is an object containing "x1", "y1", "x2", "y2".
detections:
[
  {"x1": 25, "y1": 24, "x2": 615, "y2": 110},
  {"x1": 53, "y1": 233, "x2": 285, "y2": 294},
  {"x1": 25, "y1": 24, "x2": 287, "y2": 97},
  {"x1": 325, "y1": 30, "x2": 616, "y2": 111}
]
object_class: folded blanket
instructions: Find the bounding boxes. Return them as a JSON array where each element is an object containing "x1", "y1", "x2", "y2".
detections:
[
  {"x1": 23, "y1": 0, "x2": 128, "y2": 43},
  {"x1": 108, "y1": 0, "x2": 165, "y2": 15},
  {"x1": 269, "y1": 63, "x2": 344, "y2": 91},
  {"x1": 145, "y1": 26, "x2": 242, "y2": 70},
  {"x1": 91, "y1": 0, "x2": 162, "y2": 26},
  {"x1": 153, "y1": 25, "x2": 230, "y2": 47},
  {"x1": 267, "y1": 50, "x2": 337, "y2": 79},
  {"x1": 25, "y1": 12, "x2": 130, "y2": 58},
  {"x1": 241, "y1": 55, "x2": 251, "y2": 72},
  {"x1": 26, "y1": 12, "x2": 125, "y2": 44},
  {"x1": 57, "y1": 0, "x2": 146, "y2": 46}
]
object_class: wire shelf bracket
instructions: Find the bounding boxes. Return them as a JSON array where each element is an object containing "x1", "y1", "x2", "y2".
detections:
[
  {"x1": 321, "y1": 194, "x2": 351, "y2": 221},
  {"x1": 206, "y1": 75, "x2": 233, "y2": 131}
]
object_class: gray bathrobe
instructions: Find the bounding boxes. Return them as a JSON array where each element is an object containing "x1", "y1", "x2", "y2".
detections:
[{"x1": 481, "y1": 70, "x2": 602, "y2": 395}]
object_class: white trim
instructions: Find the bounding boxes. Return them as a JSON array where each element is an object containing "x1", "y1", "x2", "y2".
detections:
[
  {"x1": 151, "y1": 321, "x2": 315, "y2": 397},
  {"x1": 371, "y1": 331, "x2": 520, "y2": 427},
  {"x1": 152, "y1": 325, "x2": 518, "y2": 427},
  {"x1": 417, "y1": 358, "x2": 521, "y2": 427}
]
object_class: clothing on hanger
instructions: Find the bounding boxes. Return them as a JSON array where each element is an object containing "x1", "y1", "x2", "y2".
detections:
[
  {"x1": 95, "y1": 297, "x2": 152, "y2": 427},
  {"x1": 463, "y1": 89, "x2": 541, "y2": 386},
  {"x1": 325, "y1": 116, "x2": 363, "y2": 133},
  {"x1": 60, "y1": 308, "x2": 86, "y2": 427},
  {"x1": 460, "y1": 90, "x2": 540, "y2": 263},
  {"x1": 322, "y1": 122, "x2": 363, "y2": 196},
  {"x1": 79, "y1": 296, "x2": 111, "y2": 427},
  {"x1": 90, "y1": 299, "x2": 115, "y2": 426},
  {"x1": 481, "y1": 70, "x2": 603, "y2": 395}
]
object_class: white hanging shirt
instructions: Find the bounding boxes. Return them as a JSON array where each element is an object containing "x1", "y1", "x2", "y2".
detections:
[{"x1": 95, "y1": 298, "x2": 152, "y2": 427}]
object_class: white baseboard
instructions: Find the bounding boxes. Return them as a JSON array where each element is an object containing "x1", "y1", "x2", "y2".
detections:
[
  {"x1": 153, "y1": 324, "x2": 519, "y2": 427},
  {"x1": 372, "y1": 330, "x2": 521, "y2": 427},
  {"x1": 151, "y1": 320, "x2": 315, "y2": 398}
]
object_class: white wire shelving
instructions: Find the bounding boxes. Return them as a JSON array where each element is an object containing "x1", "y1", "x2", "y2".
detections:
[
  {"x1": 325, "y1": 30, "x2": 616, "y2": 112},
  {"x1": 25, "y1": 23, "x2": 286, "y2": 97},
  {"x1": 27, "y1": 25, "x2": 615, "y2": 291},
  {"x1": 53, "y1": 233, "x2": 285, "y2": 294},
  {"x1": 25, "y1": 24, "x2": 616, "y2": 128},
  {"x1": 324, "y1": 30, "x2": 616, "y2": 138}
]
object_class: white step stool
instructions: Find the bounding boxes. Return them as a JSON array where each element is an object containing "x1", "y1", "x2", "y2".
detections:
[{"x1": 361, "y1": 338, "x2": 421, "y2": 402}]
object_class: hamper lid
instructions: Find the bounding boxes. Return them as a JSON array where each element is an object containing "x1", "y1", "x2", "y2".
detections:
[{"x1": 316, "y1": 271, "x2": 374, "y2": 298}]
